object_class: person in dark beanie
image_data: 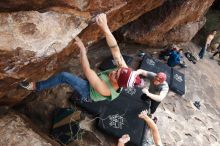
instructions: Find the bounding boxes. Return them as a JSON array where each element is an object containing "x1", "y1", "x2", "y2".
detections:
[{"x1": 19, "y1": 13, "x2": 142, "y2": 103}]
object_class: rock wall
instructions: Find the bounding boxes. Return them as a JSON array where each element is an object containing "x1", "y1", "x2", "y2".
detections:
[
  {"x1": 0, "y1": 0, "x2": 215, "y2": 106},
  {"x1": 0, "y1": 0, "x2": 165, "y2": 106},
  {"x1": 118, "y1": 0, "x2": 214, "y2": 46},
  {"x1": 0, "y1": 112, "x2": 57, "y2": 146}
]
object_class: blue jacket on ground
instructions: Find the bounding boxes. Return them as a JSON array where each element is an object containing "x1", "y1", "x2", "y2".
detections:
[{"x1": 167, "y1": 50, "x2": 181, "y2": 67}]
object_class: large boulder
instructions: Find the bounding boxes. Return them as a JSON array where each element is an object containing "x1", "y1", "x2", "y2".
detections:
[
  {"x1": 118, "y1": 0, "x2": 214, "y2": 46},
  {"x1": 0, "y1": 0, "x2": 165, "y2": 106},
  {"x1": 0, "y1": 112, "x2": 59, "y2": 146}
]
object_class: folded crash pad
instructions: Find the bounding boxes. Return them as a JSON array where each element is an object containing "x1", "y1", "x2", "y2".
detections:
[
  {"x1": 170, "y1": 69, "x2": 185, "y2": 95},
  {"x1": 99, "y1": 54, "x2": 133, "y2": 71},
  {"x1": 98, "y1": 87, "x2": 149, "y2": 146}
]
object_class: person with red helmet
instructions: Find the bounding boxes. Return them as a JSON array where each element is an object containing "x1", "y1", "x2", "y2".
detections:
[
  {"x1": 135, "y1": 69, "x2": 169, "y2": 114},
  {"x1": 19, "y1": 13, "x2": 142, "y2": 102}
]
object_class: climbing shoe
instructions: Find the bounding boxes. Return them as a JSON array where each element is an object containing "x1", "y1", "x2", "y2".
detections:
[{"x1": 19, "y1": 81, "x2": 35, "y2": 90}]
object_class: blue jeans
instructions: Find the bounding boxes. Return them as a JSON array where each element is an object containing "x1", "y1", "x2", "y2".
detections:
[
  {"x1": 199, "y1": 43, "x2": 209, "y2": 59},
  {"x1": 36, "y1": 72, "x2": 90, "y2": 102}
]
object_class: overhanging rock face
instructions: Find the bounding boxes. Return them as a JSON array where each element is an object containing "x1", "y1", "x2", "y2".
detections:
[
  {"x1": 0, "y1": 11, "x2": 88, "y2": 57},
  {"x1": 0, "y1": 0, "x2": 165, "y2": 106},
  {"x1": 119, "y1": 0, "x2": 214, "y2": 46}
]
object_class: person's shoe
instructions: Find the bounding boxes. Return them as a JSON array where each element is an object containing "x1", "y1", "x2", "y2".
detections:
[
  {"x1": 19, "y1": 81, "x2": 35, "y2": 90},
  {"x1": 138, "y1": 50, "x2": 145, "y2": 58},
  {"x1": 180, "y1": 63, "x2": 187, "y2": 68},
  {"x1": 193, "y1": 101, "x2": 201, "y2": 110},
  {"x1": 210, "y1": 56, "x2": 214, "y2": 59},
  {"x1": 153, "y1": 117, "x2": 158, "y2": 124}
]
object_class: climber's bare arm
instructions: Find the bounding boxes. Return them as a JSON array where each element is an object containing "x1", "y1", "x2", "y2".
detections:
[{"x1": 96, "y1": 13, "x2": 127, "y2": 68}]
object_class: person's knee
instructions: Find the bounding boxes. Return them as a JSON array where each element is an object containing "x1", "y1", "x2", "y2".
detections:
[
  {"x1": 59, "y1": 72, "x2": 72, "y2": 81},
  {"x1": 59, "y1": 71, "x2": 70, "y2": 77}
]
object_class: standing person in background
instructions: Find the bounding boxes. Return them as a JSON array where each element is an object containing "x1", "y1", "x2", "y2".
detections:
[{"x1": 199, "y1": 30, "x2": 217, "y2": 59}]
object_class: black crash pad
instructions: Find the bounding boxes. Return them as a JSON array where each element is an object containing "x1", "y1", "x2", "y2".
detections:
[
  {"x1": 139, "y1": 54, "x2": 158, "y2": 73},
  {"x1": 69, "y1": 95, "x2": 109, "y2": 116},
  {"x1": 99, "y1": 54, "x2": 133, "y2": 71},
  {"x1": 98, "y1": 87, "x2": 149, "y2": 146},
  {"x1": 139, "y1": 54, "x2": 185, "y2": 95},
  {"x1": 140, "y1": 55, "x2": 172, "y2": 84},
  {"x1": 170, "y1": 69, "x2": 185, "y2": 95}
]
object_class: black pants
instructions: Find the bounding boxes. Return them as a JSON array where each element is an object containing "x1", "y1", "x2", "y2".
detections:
[
  {"x1": 141, "y1": 94, "x2": 161, "y2": 114},
  {"x1": 212, "y1": 51, "x2": 220, "y2": 57}
]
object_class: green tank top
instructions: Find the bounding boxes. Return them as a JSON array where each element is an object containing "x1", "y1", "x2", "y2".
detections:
[{"x1": 90, "y1": 69, "x2": 121, "y2": 102}]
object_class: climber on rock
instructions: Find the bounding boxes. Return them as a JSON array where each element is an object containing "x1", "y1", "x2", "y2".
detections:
[{"x1": 19, "y1": 13, "x2": 143, "y2": 102}]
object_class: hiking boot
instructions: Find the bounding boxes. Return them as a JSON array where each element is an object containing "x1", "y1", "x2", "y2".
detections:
[{"x1": 19, "y1": 81, "x2": 35, "y2": 90}]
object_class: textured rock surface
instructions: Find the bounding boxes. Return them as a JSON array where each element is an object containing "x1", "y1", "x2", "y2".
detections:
[
  {"x1": 0, "y1": 10, "x2": 88, "y2": 106},
  {"x1": 0, "y1": 112, "x2": 54, "y2": 146},
  {"x1": 0, "y1": 0, "x2": 165, "y2": 106},
  {"x1": 0, "y1": 11, "x2": 88, "y2": 56},
  {"x1": 119, "y1": 0, "x2": 214, "y2": 46}
]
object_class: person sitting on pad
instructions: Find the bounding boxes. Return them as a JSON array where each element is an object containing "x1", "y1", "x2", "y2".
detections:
[
  {"x1": 167, "y1": 48, "x2": 187, "y2": 68},
  {"x1": 19, "y1": 13, "x2": 142, "y2": 102}
]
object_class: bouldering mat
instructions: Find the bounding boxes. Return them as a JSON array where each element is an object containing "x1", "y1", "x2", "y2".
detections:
[
  {"x1": 139, "y1": 54, "x2": 185, "y2": 95},
  {"x1": 97, "y1": 88, "x2": 149, "y2": 146},
  {"x1": 170, "y1": 69, "x2": 185, "y2": 95}
]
